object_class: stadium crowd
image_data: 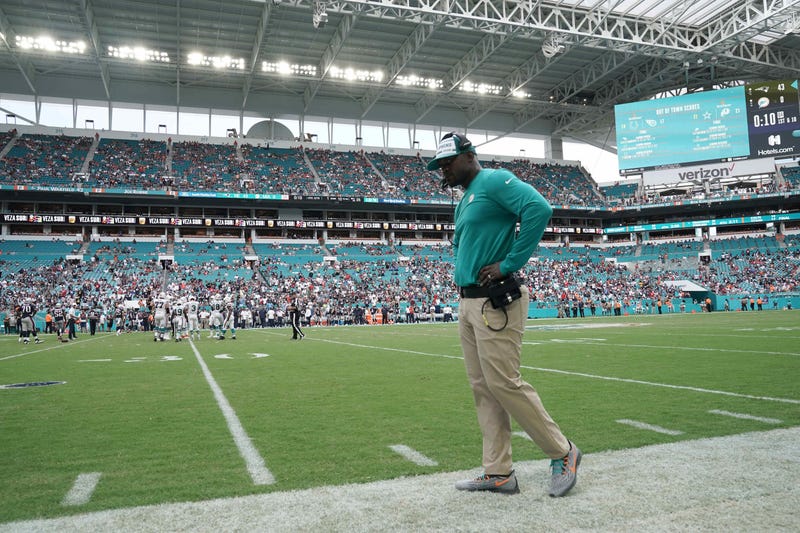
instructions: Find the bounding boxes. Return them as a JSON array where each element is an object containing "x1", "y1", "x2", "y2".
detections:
[
  {"x1": 0, "y1": 133, "x2": 92, "y2": 186},
  {"x1": 2, "y1": 131, "x2": 800, "y2": 205},
  {"x1": 89, "y1": 138, "x2": 167, "y2": 189},
  {"x1": 2, "y1": 235, "x2": 798, "y2": 336}
]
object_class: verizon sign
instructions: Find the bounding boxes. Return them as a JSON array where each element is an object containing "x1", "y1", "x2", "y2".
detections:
[{"x1": 643, "y1": 158, "x2": 775, "y2": 186}]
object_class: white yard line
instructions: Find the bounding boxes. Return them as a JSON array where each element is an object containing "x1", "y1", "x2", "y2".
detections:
[
  {"x1": 519, "y1": 364, "x2": 800, "y2": 405},
  {"x1": 293, "y1": 335, "x2": 800, "y2": 405},
  {"x1": 301, "y1": 336, "x2": 464, "y2": 361},
  {"x1": 188, "y1": 339, "x2": 275, "y2": 486},
  {"x1": 708, "y1": 409, "x2": 783, "y2": 424},
  {"x1": 547, "y1": 340, "x2": 800, "y2": 357},
  {"x1": 616, "y1": 419, "x2": 684, "y2": 436},
  {"x1": 388, "y1": 445, "x2": 438, "y2": 467},
  {"x1": 656, "y1": 333, "x2": 800, "y2": 340},
  {"x1": 61, "y1": 473, "x2": 102, "y2": 506},
  {"x1": 0, "y1": 335, "x2": 103, "y2": 361}
]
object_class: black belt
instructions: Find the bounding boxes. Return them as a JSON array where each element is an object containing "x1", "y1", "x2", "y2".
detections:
[{"x1": 459, "y1": 285, "x2": 490, "y2": 298}]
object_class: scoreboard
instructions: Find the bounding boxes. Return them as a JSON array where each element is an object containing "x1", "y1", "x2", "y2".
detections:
[
  {"x1": 746, "y1": 79, "x2": 800, "y2": 159},
  {"x1": 615, "y1": 79, "x2": 800, "y2": 175}
]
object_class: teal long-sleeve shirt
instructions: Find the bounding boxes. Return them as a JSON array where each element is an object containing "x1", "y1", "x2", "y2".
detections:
[{"x1": 452, "y1": 168, "x2": 553, "y2": 287}]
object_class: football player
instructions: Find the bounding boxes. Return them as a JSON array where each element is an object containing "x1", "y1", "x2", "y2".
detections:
[
  {"x1": 152, "y1": 291, "x2": 170, "y2": 341},
  {"x1": 19, "y1": 298, "x2": 43, "y2": 344},
  {"x1": 52, "y1": 302, "x2": 67, "y2": 342},
  {"x1": 171, "y1": 297, "x2": 187, "y2": 342},
  {"x1": 219, "y1": 298, "x2": 236, "y2": 340},
  {"x1": 209, "y1": 296, "x2": 224, "y2": 339},
  {"x1": 186, "y1": 294, "x2": 200, "y2": 340}
]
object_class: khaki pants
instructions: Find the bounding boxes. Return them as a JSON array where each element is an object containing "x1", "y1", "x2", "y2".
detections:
[{"x1": 459, "y1": 286, "x2": 569, "y2": 474}]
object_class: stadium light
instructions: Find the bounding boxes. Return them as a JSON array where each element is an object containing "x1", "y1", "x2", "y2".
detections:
[
  {"x1": 187, "y1": 51, "x2": 245, "y2": 70},
  {"x1": 16, "y1": 35, "x2": 86, "y2": 54},
  {"x1": 329, "y1": 66, "x2": 384, "y2": 83},
  {"x1": 108, "y1": 45, "x2": 170, "y2": 63},
  {"x1": 461, "y1": 80, "x2": 502, "y2": 96},
  {"x1": 262, "y1": 60, "x2": 317, "y2": 77},
  {"x1": 395, "y1": 74, "x2": 443, "y2": 90}
]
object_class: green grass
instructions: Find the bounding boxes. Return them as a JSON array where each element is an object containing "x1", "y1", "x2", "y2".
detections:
[{"x1": 1, "y1": 310, "x2": 799, "y2": 523}]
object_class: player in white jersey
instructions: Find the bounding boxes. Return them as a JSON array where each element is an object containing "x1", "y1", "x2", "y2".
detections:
[
  {"x1": 209, "y1": 298, "x2": 224, "y2": 339},
  {"x1": 219, "y1": 300, "x2": 236, "y2": 340},
  {"x1": 153, "y1": 292, "x2": 170, "y2": 341},
  {"x1": 185, "y1": 295, "x2": 200, "y2": 340},
  {"x1": 171, "y1": 298, "x2": 187, "y2": 342}
]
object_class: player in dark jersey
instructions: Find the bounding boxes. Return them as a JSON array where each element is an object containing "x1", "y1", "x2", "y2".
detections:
[
  {"x1": 52, "y1": 303, "x2": 67, "y2": 342},
  {"x1": 113, "y1": 306, "x2": 124, "y2": 335},
  {"x1": 19, "y1": 299, "x2": 42, "y2": 344}
]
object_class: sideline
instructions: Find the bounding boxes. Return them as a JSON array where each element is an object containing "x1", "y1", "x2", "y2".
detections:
[
  {"x1": 0, "y1": 334, "x2": 106, "y2": 362},
  {"x1": 3, "y1": 427, "x2": 797, "y2": 531}
]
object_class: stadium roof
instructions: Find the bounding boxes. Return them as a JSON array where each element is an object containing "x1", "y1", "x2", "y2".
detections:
[{"x1": 0, "y1": 0, "x2": 798, "y2": 151}]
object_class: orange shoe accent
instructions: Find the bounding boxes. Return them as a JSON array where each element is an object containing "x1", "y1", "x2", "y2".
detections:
[{"x1": 494, "y1": 476, "x2": 513, "y2": 488}]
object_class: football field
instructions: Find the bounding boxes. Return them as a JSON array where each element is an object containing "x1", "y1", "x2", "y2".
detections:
[{"x1": 1, "y1": 310, "x2": 799, "y2": 529}]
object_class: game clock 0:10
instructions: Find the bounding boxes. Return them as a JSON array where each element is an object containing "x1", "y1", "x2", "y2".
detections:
[{"x1": 746, "y1": 79, "x2": 800, "y2": 159}]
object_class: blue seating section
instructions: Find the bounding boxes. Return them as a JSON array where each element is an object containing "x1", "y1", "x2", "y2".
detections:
[
  {"x1": 709, "y1": 236, "x2": 780, "y2": 258},
  {"x1": 486, "y1": 159, "x2": 599, "y2": 205},
  {"x1": 307, "y1": 149, "x2": 380, "y2": 196},
  {"x1": 639, "y1": 240, "x2": 704, "y2": 261},
  {"x1": 0, "y1": 239, "x2": 80, "y2": 273},
  {"x1": 332, "y1": 244, "x2": 396, "y2": 261},
  {"x1": 253, "y1": 243, "x2": 325, "y2": 277},
  {"x1": 87, "y1": 240, "x2": 164, "y2": 261},
  {"x1": 0, "y1": 134, "x2": 92, "y2": 186},
  {"x1": 367, "y1": 152, "x2": 451, "y2": 201},
  {"x1": 783, "y1": 233, "x2": 800, "y2": 250},
  {"x1": 782, "y1": 166, "x2": 800, "y2": 189},
  {"x1": 0, "y1": 130, "x2": 15, "y2": 151},
  {"x1": 171, "y1": 240, "x2": 252, "y2": 283},
  {"x1": 89, "y1": 139, "x2": 167, "y2": 189},
  {"x1": 0, "y1": 133, "x2": 621, "y2": 204},
  {"x1": 171, "y1": 141, "x2": 242, "y2": 193},
  {"x1": 240, "y1": 145, "x2": 317, "y2": 195},
  {"x1": 601, "y1": 182, "x2": 639, "y2": 203}
]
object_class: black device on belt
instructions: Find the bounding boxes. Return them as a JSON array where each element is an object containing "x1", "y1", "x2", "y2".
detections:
[
  {"x1": 459, "y1": 276, "x2": 522, "y2": 332},
  {"x1": 459, "y1": 276, "x2": 522, "y2": 309},
  {"x1": 459, "y1": 285, "x2": 490, "y2": 298}
]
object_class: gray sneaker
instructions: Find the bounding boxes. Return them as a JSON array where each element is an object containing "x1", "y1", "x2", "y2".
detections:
[
  {"x1": 549, "y1": 442, "x2": 581, "y2": 497},
  {"x1": 455, "y1": 471, "x2": 519, "y2": 495}
]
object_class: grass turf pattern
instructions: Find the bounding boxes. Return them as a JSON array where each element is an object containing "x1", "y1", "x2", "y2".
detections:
[{"x1": 1, "y1": 310, "x2": 798, "y2": 523}]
